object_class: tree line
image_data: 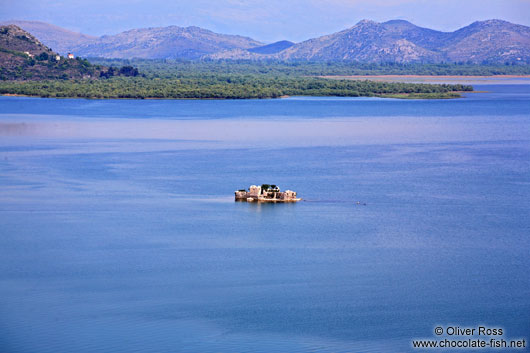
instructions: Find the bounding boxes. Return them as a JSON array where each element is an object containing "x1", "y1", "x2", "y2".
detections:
[
  {"x1": 89, "y1": 58, "x2": 530, "y2": 78},
  {"x1": 0, "y1": 75, "x2": 472, "y2": 99}
]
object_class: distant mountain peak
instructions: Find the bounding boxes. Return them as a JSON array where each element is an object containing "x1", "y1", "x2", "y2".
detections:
[
  {"x1": 382, "y1": 19, "x2": 418, "y2": 29},
  {"x1": 275, "y1": 18, "x2": 530, "y2": 63},
  {"x1": 462, "y1": 19, "x2": 525, "y2": 32},
  {"x1": 383, "y1": 19, "x2": 413, "y2": 25},
  {"x1": 353, "y1": 19, "x2": 380, "y2": 28},
  {"x1": 0, "y1": 24, "x2": 50, "y2": 53},
  {"x1": 472, "y1": 19, "x2": 512, "y2": 25},
  {"x1": 71, "y1": 24, "x2": 262, "y2": 59},
  {"x1": 4, "y1": 19, "x2": 530, "y2": 63},
  {"x1": 357, "y1": 19, "x2": 377, "y2": 25}
]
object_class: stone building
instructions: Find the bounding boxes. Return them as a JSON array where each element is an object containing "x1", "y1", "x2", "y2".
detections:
[{"x1": 235, "y1": 184, "x2": 300, "y2": 202}]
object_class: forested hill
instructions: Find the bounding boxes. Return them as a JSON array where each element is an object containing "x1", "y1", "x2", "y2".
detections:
[
  {"x1": 0, "y1": 25, "x2": 103, "y2": 80},
  {"x1": 0, "y1": 25, "x2": 142, "y2": 81},
  {"x1": 0, "y1": 20, "x2": 96, "y2": 55}
]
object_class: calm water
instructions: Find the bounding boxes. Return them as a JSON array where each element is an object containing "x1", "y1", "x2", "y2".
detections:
[{"x1": 1, "y1": 85, "x2": 529, "y2": 352}]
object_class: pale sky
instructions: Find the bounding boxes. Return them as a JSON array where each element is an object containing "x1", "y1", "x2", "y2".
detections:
[{"x1": 1, "y1": 0, "x2": 529, "y2": 43}]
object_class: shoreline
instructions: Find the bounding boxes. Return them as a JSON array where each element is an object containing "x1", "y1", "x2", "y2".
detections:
[
  {"x1": 320, "y1": 75, "x2": 530, "y2": 79},
  {"x1": 0, "y1": 92, "x2": 464, "y2": 100},
  {"x1": 320, "y1": 74, "x2": 530, "y2": 85}
]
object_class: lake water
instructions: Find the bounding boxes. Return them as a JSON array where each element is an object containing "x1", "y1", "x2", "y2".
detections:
[{"x1": 1, "y1": 84, "x2": 529, "y2": 352}]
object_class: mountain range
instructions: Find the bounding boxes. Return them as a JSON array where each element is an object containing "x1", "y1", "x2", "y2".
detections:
[{"x1": 2, "y1": 19, "x2": 530, "y2": 63}]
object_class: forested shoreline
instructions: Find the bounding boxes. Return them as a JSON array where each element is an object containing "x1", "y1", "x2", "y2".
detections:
[
  {"x1": 90, "y1": 59, "x2": 530, "y2": 77},
  {"x1": 0, "y1": 59, "x2": 489, "y2": 99},
  {"x1": 0, "y1": 75, "x2": 472, "y2": 99},
  {"x1": 13, "y1": 58, "x2": 530, "y2": 99}
]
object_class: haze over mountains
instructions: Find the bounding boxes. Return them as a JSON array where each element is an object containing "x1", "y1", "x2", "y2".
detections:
[
  {"x1": 2, "y1": 20, "x2": 97, "y2": 55},
  {"x1": 2, "y1": 19, "x2": 530, "y2": 63},
  {"x1": 73, "y1": 26, "x2": 262, "y2": 60}
]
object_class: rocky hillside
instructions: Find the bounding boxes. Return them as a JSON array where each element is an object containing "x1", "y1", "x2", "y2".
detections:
[
  {"x1": 3, "y1": 19, "x2": 530, "y2": 63},
  {"x1": 1, "y1": 21, "x2": 263, "y2": 60},
  {"x1": 208, "y1": 19, "x2": 530, "y2": 63},
  {"x1": 276, "y1": 19, "x2": 530, "y2": 63},
  {"x1": 0, "y1": 25, "x2": 102, "y2": 80},
  {"x1": 442, "y1": 20, "x2": 530, "y2": 63},
  {"x1": 72, "y1": 26, "x2": 263, "y2": 60},
  {"x1": 208, "y1": 40, "x2": 295, "y2": 60},
  {"x1": 248, "y1": 40, "x2": 295, "y2": 54},
  {"x1": 0, "y1": 20, "x2": 96, "y2": 55},
  {"x1": 275, "y1": 20, "x2": 441, "y2": 62}
]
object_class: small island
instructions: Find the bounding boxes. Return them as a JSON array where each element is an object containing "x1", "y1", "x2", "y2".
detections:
[{"x1": 235, "y1": 184, "x2": 301, "y2": 202}]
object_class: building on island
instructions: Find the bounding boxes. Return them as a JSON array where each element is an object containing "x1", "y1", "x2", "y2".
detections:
[
  {"x1": 67, "y1": 53, "x2": 74, "y2": 59},
  {"x1": 235, "y1": 184, "x2": 301, "y2": 202}
]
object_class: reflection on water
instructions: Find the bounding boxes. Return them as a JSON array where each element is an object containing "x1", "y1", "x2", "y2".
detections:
[
  {"x1": 1, "y1": 116, "x2": 529, "y2": 151},
  {"x1": 244, "y1": 200, "x2": 301, "y2": 213},
  {"x1": 0, "y1": 122, "x2": 39, "y2": 135}
]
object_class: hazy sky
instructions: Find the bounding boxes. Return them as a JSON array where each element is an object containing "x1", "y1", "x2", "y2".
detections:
[{"x1": 1, "y1": 0, "x2": 529, "y2": 42}]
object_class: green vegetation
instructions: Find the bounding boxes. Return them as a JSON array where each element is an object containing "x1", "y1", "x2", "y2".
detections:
[
  {"x1": 88, "y1": 59, "x2": 530, "y2": 77},
  {"x1": 261, "y1": 184, "x2": 279, "y2": 191},
  {"x1": 99, "y1": 65, "x2": 139, "y2": 78},
  {"x1": 14, "y1": 57, "x2": 530, "y2": 99},
  {"x1": 0, "y1": 76, "x2": 472, "y2": 99},
  {"x1": 0, "y1": 52, "x2": 104, "y2": 81},
  {"x1": 0, "y1": 47, "x2": 30, "y2": 59},
  {"x1": 3, "y1": 23, "x2": 530, "y2": 99},
  {"x1": 0, "y1": 46, "x2": 136, "y2": 81}
]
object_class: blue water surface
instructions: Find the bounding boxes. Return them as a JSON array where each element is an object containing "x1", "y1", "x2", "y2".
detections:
[
  {"x1": 0, "y1": 84, "x2": 529, "y2": 120},
  {"x1": 0, "y1": 85, "x2": 529, "y2": 352}
]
